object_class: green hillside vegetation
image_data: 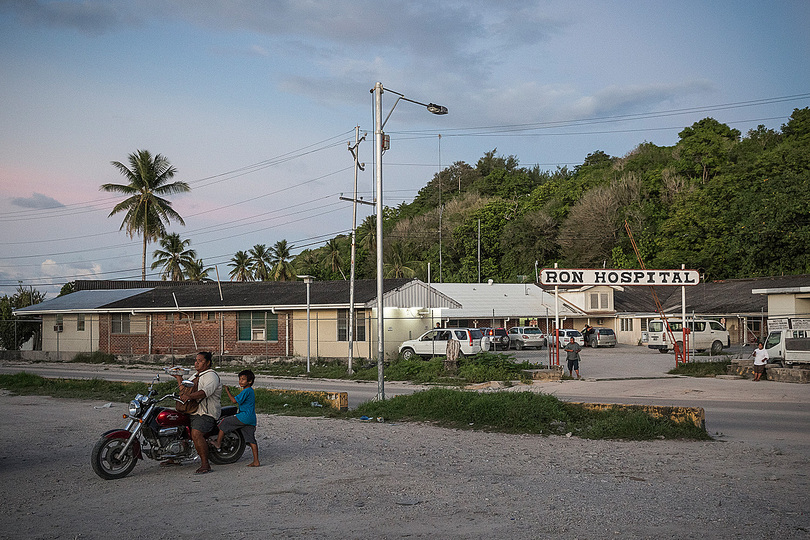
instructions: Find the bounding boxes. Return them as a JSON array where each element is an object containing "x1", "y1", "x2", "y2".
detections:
[{"x1": 292, "y1": 108, "x2": 810, "y2": 283}]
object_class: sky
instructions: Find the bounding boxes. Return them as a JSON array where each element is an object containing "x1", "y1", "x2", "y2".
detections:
[{"x1": 1, "y1": 0, "x2": 808, "y2": 297}]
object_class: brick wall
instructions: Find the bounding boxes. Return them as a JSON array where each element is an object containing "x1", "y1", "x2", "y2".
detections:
[
  {"x1": 100, "y1": 316, "x2": 149, "y2": 354},
  {"x1": 100, "y1": 312, "x2": 291, "y2": 357}
]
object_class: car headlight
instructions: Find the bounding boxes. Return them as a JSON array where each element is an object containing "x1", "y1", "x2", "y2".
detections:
[{"x1": 129, "y1": 399, "x2": 142, "y2": 416}]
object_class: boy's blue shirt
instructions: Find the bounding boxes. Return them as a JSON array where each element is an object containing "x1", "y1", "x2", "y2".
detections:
[{"x1": 234, "y1": 386, "x2": 257, "y2": 426}]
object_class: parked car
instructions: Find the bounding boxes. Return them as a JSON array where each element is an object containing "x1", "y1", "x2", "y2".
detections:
[
  {"x1": 551, "y1": 329, "x2": 584, "y2": 347},
  {"x1": 399, "y1": 328, "x2": 484, "y2": 360},
  {"x1": 588, "y1": 327, "x2": 617, "y2": 348},
  {"x1": 647, "y1": 318, "x2": 730, "y2": 354},
  {"x1": 481, "y1": 327, "x2": 510, "y2": 351},
  {"x1": 507, "y1": 327, "x2": 546, "y2": 350}
]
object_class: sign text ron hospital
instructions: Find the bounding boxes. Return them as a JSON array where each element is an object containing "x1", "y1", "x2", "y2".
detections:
[{"x1": 540, "y1": 269, "x2": 700, "y2": 286}]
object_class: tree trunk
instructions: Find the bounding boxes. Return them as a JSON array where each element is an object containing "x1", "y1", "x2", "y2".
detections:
[{"x1": 142, "y1": 232, "x2": 147, "y2": 281}]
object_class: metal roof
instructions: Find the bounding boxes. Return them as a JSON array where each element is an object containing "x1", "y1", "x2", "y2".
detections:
[
  {"x1": 13, "y1": 289, "x2": 152, "y2": 314},
  {"x1": 13, "y1": 279, "x2": 461, "y2": 313},
  {"x1": 430, "y1": 282, "x2": 581, "y2": 318},
  {"x1": 365, "y1": 280, "x2": 461, "y2": 309}
]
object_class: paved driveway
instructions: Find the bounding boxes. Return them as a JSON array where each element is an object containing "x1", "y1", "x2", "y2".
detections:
[{"x1": 509, "y1": 342, "x2": 696, "y2": 378}]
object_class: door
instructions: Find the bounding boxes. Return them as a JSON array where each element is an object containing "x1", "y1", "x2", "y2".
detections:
[{"x1": 416, "y1": 330, "x2": 450, "y2": 357}]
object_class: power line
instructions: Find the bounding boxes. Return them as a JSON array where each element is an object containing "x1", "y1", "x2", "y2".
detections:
[
  {"x1": 0, "y1": 130, "x2": 355, "y2": 223},
  {"x1": 0, "y1": 192, "x2": 353, "y2": 262},
  {"x1": 0, "y1": 165, "x2": 355, "y2": 246},
  {"x1": 0, "y1": 228, "x2": 354, "y2": 287},
  {"x1": 381, "y1": 92, "x2": 810, "y2": 137}
]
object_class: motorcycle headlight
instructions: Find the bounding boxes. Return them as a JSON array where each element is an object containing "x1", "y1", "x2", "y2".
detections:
[{"x1": 129, "y1": 399, "x2": 142, "y2": 416}]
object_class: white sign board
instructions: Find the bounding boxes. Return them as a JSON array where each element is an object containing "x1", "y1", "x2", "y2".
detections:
[
  {"x1": 540, "y1": 268, "x2": 700, "y2": 286},
  {"x1": 767, "y1": 318, "x2": 790, "y2": 330},
  {"x1": 791, "y1": 319, "x2": 810, "y2": 330}
]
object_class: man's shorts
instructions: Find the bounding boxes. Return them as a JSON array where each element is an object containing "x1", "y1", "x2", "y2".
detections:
[
  {"x1": 218, "y1": 415, "x2": 257, "y2": 445},
  {"x1": 190, "y1": 414, "x2": 217, "y2": 434},
  {"x1": 754, "y1": 364, "x2": 766, "y2": 374},
  {"x1": 567, "y1": 359, "x2": 580, "y2": 371}
]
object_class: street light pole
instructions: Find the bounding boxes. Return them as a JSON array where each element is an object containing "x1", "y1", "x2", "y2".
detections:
[
  {"x1": 297, "y1": 275, "x2": 315, "y2": 373},
  {"x1": 371, "y1": 82, "x2": 447, "y2": 401},
  {"x1": 373, "y1": 82, "x2": 385, "y2": 401}
]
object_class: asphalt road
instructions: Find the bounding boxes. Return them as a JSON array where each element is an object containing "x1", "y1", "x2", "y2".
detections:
[{"x1": 2, "y1": 344, "x2": 808, "y2": 456}]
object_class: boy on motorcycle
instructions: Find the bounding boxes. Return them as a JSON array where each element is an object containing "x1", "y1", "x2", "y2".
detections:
[{"x1": 212, "y1": 369, "x2": 259, "y2": 467}]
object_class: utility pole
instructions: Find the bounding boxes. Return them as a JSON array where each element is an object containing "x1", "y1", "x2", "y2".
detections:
[
  {"x1": 477, "y1": 218, "x2": 481, "y2": 283},
  {"x1": 342, "y1": 126, "x2": 369, "y2": 374},
  {"x1": 438, "y1": 134, "x2": 442, "y2": 283}
]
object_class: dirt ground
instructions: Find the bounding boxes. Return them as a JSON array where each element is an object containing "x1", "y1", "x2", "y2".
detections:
[{"x1": 1, "y1": 391, "x2": 809, "y2": 539}]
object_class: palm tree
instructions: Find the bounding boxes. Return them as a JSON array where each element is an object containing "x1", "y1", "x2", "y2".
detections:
[
  {"x1": 294, "y1": 249, "x2": 321, "y2": 278},
  {"x1": 248, "y1": 244, "x2": 272, "y2": 281},
  {"x1": 322, "y1": 238, "x2": 346, "y2": 279},
  {"x1": 229, "y1": 250, "x2": 253, "y2": 282},
  {"x1": 269, "y1": 240, "x2": 296, "y2": 281},
  {"x1": 150, "y1": 233, "x2": 196, "y2": 281},
  {"x1": 101, "y1": 150, "x2": 190, "y2": 280},
  {"x1": 384, "y1": 242, "x2": 423, "y2": 278},
  {"x1": 185, "y1": 259, "x2": 213, "y2": 282},
  {"x1": 357, "y1": 215, "x2": 377, "y2": 254}
]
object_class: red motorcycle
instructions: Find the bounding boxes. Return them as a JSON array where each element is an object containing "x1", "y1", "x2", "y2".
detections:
[{"x1": 91, "y1": 371, "x2": 245, "y2": 480}]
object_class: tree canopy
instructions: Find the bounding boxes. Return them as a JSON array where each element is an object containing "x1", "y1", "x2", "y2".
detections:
[
  {"x1": 0, "y1": 284, "x2": 45, "y2": 350},
  {"x1": 298, "y1": 108, "x2": 809, "y2": 283}
]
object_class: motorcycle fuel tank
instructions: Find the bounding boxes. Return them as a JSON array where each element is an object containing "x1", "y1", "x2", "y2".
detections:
[{"x1": 156, "y1": 408, "x2": 189, "y2": 427}]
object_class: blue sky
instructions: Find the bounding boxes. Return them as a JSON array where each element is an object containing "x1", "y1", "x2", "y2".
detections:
[{"x1": 1, "y1": 0, "x2": 808, "y2": 296}]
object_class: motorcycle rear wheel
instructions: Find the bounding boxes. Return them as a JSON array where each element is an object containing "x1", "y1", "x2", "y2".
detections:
[
  {"x1": 208, "y1": 430, "x2": 246, "y2": 465},
  {"x1": 91, "y1": 437, "x2": 138, "y2": 480}
]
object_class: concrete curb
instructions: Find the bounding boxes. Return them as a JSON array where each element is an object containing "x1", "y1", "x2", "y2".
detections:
[
  {"x1": 728, "y1": 359, "x2": 810, "y2": 383},
  {"x1": 570, "y1": 402, "x2": 706, "y2": 429}
]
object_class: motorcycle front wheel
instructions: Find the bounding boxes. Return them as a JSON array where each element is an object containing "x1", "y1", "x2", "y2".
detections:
[
  {"x1": 91, "y1": 437, "x2": 138, "y2": 480},
  {"x1": 208, "y1": 429, "x2": 246, "y2": 465}
]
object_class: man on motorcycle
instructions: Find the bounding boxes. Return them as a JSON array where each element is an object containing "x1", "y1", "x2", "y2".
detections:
[{"x1": 166, "y1": 351, "x2": 222, "y2": 474}]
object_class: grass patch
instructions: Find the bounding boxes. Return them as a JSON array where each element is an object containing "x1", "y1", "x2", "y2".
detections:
[
  {"x1": 456, "y1": 352, "x2": 540, "y2": 383},
  {"x1": 352, "y1": 387, "x2": 710, "y2": 440},
  {"x1": 0, "y1": 371, "x2": 168, "y2": 401},
  {"x1": 0, "y1": 372, "x2": 342, "y2": 417},
  {"x1": 668, "y1": 360, "x2": 731, "y2": 377}
]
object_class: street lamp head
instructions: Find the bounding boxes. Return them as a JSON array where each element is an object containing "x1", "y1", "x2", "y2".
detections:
[
  {"x1": 297, "y1": 274, "x2": 315, "y2": 284},
  {"x1": 427, "y1": 103, "x2": 448, "y2": 115}
]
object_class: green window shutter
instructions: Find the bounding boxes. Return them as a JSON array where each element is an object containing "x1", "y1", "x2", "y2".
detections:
[
  {"x1": 265, "y1": 312, "x2": 278, "y2": 341},
  {"x1": 238, "y1": 312, "x2": 251, "y2": 341}
]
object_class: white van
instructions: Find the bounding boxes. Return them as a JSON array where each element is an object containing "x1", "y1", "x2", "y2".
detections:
[
  {"x1": 764, "y1": 329, "x2": 810, "y2": 367},
  {"x1": 647, "y1": 318, "x2": 730, "y2": 354}
]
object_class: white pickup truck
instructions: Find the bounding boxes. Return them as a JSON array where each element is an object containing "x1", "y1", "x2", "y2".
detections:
[{"x1": 763, "y1": 329, "x2": 810, "y2": 367}]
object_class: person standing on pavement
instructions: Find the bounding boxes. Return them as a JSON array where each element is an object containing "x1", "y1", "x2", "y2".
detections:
[
  {"x1": 564, "y1": 337, "x2": 582, "y2": 379},
  {"x1": 581, "y1": 325, "x2": 594, "y2": 347},
  {"x1": 751, "y1": 342, "x2": 769, "y2": 382}
]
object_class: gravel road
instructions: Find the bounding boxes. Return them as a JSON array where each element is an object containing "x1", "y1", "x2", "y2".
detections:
[{"x1": 1, "y1": 391, "x2": 808, "y2": 539}]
